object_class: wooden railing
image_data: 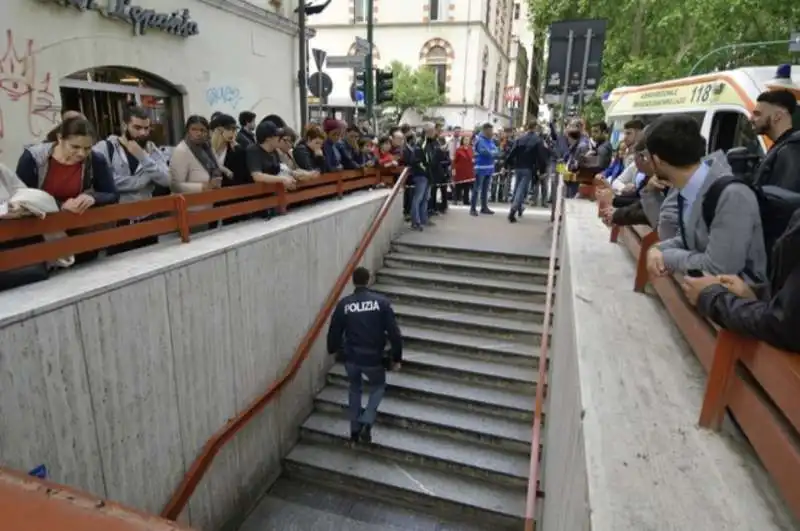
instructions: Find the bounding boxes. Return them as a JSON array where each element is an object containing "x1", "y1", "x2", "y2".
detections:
[
  {"x1": 609, "y1": 222, "x2": 800, "y2": 520},
  {"x1": 524, "y1": 177, "x2": 564, "y2": 531},
  {"x1": 159, "y1": 168, "x2": 409, "y2": 521},
  {"x1": 0, "y1": 168, "x2": 391, "y2": 273}
]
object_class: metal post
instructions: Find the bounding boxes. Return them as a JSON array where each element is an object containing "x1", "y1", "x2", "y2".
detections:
[
  {"x1": 317, "y1": 74, "x2": 324, "y2": 122},
  {"x1": 365, "y1": 0, "x2": 374, "y2": 121},
  {"x1": 560, "y1": 30, "x2": 574, "y2": 126},
  {"x1": 298, "y1": 1, "x2": 308, "y2": 130},
  {"x1": 577, "y1": 28, "x2": 593, "y2": 116}
]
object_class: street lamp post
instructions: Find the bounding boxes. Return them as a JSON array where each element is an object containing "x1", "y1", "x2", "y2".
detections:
[{"x1": 688, "y1": 37, "x2": 800, "y2": 76}]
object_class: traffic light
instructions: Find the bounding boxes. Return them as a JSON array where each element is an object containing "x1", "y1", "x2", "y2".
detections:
[
  {"x1": 375, "y1": 69, "x2": 394, "y2": 104},
  {"x1": 354, "y1": 69, "x2": 370, "y2": 94}
]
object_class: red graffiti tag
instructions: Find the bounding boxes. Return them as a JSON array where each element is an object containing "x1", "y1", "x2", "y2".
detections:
[{"x1": 0, "y1": 29, "x2": 58, "y2": 153}]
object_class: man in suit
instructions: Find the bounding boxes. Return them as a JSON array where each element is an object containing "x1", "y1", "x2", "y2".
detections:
[{"x1": 645, "y1": 114, "x2": 767, "y2": 282}]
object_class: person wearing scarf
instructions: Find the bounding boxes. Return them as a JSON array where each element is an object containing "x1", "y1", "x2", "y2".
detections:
[{"x1": 170, "y1": 115, "x2": 225, "y2": 194}]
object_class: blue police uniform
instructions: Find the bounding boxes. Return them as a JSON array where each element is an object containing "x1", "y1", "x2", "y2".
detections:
[{"x1": 326, "y1": 286, "x2": 403, "y2": 440}]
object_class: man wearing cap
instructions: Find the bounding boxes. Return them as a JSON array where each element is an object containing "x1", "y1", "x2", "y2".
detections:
[{"x1": 246, "y1": 120, "x2": 296, "y2": 190}]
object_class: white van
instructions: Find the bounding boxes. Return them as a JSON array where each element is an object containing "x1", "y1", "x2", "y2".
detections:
[{"x1": 604, "y1": 65, "x2": 800, "y2": 157}]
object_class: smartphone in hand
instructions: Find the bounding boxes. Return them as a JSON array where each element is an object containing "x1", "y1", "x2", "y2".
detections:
[{"x1": 687, "y1": 269, "x2": 704, "y2": 278}]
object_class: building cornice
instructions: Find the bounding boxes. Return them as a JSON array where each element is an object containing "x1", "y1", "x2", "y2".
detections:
[
  {"x1": 195, "y1": 0, "x2": 315, "y2": 38},
  {"x1": 311, "y1": 20, "x2": 509, "y2": 62}
]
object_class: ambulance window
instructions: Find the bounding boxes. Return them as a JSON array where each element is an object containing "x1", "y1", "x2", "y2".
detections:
[
  {"x1": 708, "y1": 110, "x2": 762, "y2": 156},
  {"x1": 631, "y1": 112, "x2": 705, "y2": 127}
]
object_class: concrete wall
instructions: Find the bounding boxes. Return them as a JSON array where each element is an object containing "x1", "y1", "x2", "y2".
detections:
[
  {"x1": 540, "y1": 220, "x2": 591, "y2": 531},
  {"x1": 0, "y1": 0, "x2": 300, "y2": 164},
  {"x1": 540, "y1": 200, "x2": 799, "y2": 531},
  {"x1": 0, "y1": 190, "x2": 404, "y2": 531}
]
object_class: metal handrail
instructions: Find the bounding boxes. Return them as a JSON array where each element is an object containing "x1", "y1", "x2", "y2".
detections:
[
  {"x1": 524, "y1": 176, "x2": 565, "y2": 530},
  {"x1": 160, "y1": 169, "x2": 409, "y2": 520}
]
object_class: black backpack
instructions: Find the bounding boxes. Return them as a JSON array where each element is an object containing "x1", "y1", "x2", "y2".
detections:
[{"x1": 702, "y1": 177, "x2": 800, "y2": 271}]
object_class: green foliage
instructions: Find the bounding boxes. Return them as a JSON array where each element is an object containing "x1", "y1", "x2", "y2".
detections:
[
  {"x1": 527, "y1": 0, "x2": 800, "y2": 93},
  {"x1": 388, "y1": 60, "x2": 445, "y2": 117}
]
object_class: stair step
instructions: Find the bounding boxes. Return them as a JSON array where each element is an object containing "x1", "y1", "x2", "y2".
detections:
[
  {"x1": 284, "y1": 442, "x2": 526, "y2": 529},
  {"x1": 401, "y1": 325, "x2": 539, "y2": 367},
  {"x1": 300, "y1": 412, "x2": 530, "y2": 487},
  {"x1": 266, "y1": 477, "x2": 487, "y2": 531},
  {"x1": 376, "y1": 268, "x2": 547, "y2": 302},
  {"x1": 240, "y1": 495, "x2": 408, "y2": 531},
  {"x1": 402, "y1": 349, "x2": 537, "y2": 391},
  {"x1": 393, "y1": 303, "x2": 542, "y2": 342},
  {"x1": 327, "y1": 364, "x2": 533, "y2": 421},
  {"x1": 315, "y1": 386, "x2": 532, "y2": 453},
  {"x1": 384, "y1": 252, "x2": 549, "y2": 282},
  {"x1": 373, "y1": 283, "x2": 548, "y2": 321},
  {"x1": 392, "y1": 241, "x2": 549, "y2": 268}
]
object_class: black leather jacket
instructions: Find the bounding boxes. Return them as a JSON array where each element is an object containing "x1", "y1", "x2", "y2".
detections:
[{"x1": 697, "y1": 209, "x2": 800, "y2": 353}]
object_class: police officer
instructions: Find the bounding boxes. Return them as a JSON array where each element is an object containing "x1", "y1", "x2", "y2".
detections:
[{"x1": 326, "y1": 266, "x2": 403, "y2": 443}]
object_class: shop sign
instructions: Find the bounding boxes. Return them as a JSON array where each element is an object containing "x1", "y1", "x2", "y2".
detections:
[{"x1": 38, "y1": 0, "x2": 200, "y2": 38}]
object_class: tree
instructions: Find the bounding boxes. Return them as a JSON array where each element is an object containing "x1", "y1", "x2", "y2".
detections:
[
  {"x1": 387, "y1": 61, "x2": 445, "y2": 119},
  {"x1": 527, "y1": 0, "x2": 800, "y2": 94}
]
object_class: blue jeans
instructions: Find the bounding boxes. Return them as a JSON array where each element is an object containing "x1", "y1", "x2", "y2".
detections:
[
  {"x1": 410, "y1": 175, "x2": 430, "y2": 226},
  {"x1": 470, "y1": 173, "x2": 492, "y2": 211},
  {"x1": 511, "y1": 169, "x2": 533, "y2": 213},
  {"x1": 344, "y1": 362, "x2": 387, "y2": 434}
]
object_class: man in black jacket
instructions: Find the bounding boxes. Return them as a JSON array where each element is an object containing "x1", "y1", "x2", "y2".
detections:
[
  {"x1": 750, "y1": 90, "x2": 800, "y2": 192},
  {"x1": 682, "y1": 210, "x2": 800, "y2": 353},
  {"x1": 327, "y1": 267, "x2": 403, "y2": 442},
  {"x1": 505, "y1": 121, "x2": 549, "y2": 222}
]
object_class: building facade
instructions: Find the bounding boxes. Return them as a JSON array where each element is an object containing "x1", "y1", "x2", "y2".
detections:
[
  {"x1": 307, "y1": 0, "x2": 518, "y2": 129},
  {"x1": 0, "y1": 0, "x2": 303, "y2": 166}
]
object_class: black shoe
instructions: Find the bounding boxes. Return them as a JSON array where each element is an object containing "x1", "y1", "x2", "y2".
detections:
[
  {"x1": 470, "y1": 209, "x2": 479, "y2": 216},
  {"x1": 359, "y1": 424, "x2": 372, "y2": 444},
  {"x1": 508, "y1": 212, "x2": 517, "y2": 223},
  {"x1": 411, "y1": 224, "x2": 424, "y2": 231},
  {"x1": 350, "y1": 427, "x2": 362, "y2": 443},
  {"x1": 480, "y1": 208, "x2": 495, "y2": 215}
]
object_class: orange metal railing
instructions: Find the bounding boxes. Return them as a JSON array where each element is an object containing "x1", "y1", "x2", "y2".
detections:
[
  {"x1": 159, "y1": 168, "x2": 409, "y2": 520},
  {"x1": 523, "y1": 176, "x2": 565, "y2": 530}
]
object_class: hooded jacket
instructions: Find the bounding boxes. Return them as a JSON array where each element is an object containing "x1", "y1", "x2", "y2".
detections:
[
  {"x1": 16, "y1": 142, "x2": 119, "y2": 207},
  {"x1": 473, "y1": 132, "x2": 499, "y2": 177},
  {"x1": 93, "y1": 136, "x2": 170, "y2": 204}
]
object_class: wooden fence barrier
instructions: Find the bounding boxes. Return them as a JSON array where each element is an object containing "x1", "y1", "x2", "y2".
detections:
[{"x1": 0, "y1": 168, "x2": 388, "y2": 273}]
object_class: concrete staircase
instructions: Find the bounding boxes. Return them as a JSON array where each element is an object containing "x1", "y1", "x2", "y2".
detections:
[{"x1": 242, "y1": 239, "x2": 551, "y2": 531}]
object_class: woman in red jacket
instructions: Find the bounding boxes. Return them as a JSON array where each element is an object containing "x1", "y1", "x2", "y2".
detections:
[{"x1": 452, "y1": 136, "x2": 474, "y2": 205}]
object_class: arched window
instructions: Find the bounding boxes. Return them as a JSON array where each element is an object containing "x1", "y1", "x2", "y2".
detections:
[{"x1": 425, "y1": 46, "x2": 448, "y2": 95}]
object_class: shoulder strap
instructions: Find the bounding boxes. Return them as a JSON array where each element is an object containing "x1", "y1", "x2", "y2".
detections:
[
  {"x1": 701, "y1": 175, "x2": 743, "y2": 228},
  {"x1": 106, "y1": 139, "x2": 115, "y2": 164}
]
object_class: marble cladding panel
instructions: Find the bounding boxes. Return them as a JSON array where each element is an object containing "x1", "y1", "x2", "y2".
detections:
[
  {"x1": 163, "y1": 254, "x2": 239, "y2": 529},
  {"x1": 0, "y1": 191, "x2": 406, "y2": 529},
  {"x1": 541, "y1": 231, "x2": 590, "y2": 531},
  {"x1": 76, "y1": 274, "x2": 184, "y2": 514},
  {"x1": 0, "y1": 306, "x2": 105, "y2": 496}
]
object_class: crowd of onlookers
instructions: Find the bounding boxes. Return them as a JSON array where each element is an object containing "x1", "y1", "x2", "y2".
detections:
[{"x1": 591, "y1": 89, "x2": 800, "y2": 353}]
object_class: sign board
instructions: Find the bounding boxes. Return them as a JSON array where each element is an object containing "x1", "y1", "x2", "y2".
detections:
[
  {"x1": 791, "y1": 33, "x2": 800, "y2": 53},
  {"x1": 308, "y1": 72, "x2": 333, "y2": 98},
  {"x1": 326, "y1": 55, "x2": 366, "y2": 69},
  {"x1": 311, "y1": 48, "x2": 327, "y2": 71},
  {"x1": 544, "y1": 19, "x2": 607, "y2": 97},
  {"x1": 354, "y1": 36, "x2": 371, "y2": 54},
  {"x1": 39, "y1": 0, "x2": 200, "y2": 37}
]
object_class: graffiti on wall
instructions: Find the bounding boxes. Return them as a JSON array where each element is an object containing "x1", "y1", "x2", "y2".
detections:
[
  {"x1": 0, "y1": 29, "x2": 59, "y2": 152},
  {"x1": 205, "y1": 85, "x2": 242, "y2": 111}
]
